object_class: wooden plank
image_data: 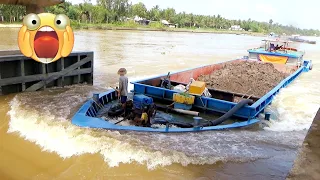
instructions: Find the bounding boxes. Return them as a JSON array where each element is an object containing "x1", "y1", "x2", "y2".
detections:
[
  {"x1": 0, "y1": 68, "x2": 91, "y2": 86},
  {"x1": 25, "y1": 55, "x2": 92, "y2": 92},
  {"x1": 0, "y1": 51, "x2": 93, "y2": 62},
  {"x1": 0, "y1": 55, "x2": 31, "y2": 62},
  {"x1": 42, "y1": 63, "x2": 47, "y2": 89},
  {"x1": 0, "y1": 50, "x2": 22, "y2": 56},
  {"x1": 57, "y1": 57, "x2": 65, "y2": 87},
  {"x1": 61, "y1": 57, "x2": 65, "y2": 86},
  {"x1": 77, "y1": 55, "x2": 81, "y2": 83},
  {"x1": 90, "y1": 53, "x2": 94, "y2": 84},
  {"x1": 21, "y1": 60, "x2": 26, "y2": 91}
]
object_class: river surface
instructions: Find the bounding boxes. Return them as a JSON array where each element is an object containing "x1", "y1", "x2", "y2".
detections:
[{"x1": 0, "y1": 28, "x2": 319, "y2": 180}]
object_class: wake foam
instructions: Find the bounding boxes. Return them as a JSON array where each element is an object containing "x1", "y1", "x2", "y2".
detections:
[
  {"x1": 7, "y1": 77, "x2": 314, "y2": 169},
  {"x1": 263, "y1": 76, "x2": 320, "y2": 132},
  {"x1": 7, "y1": 94, "x2": 226, "y2": 169},
  {"x1": 6, "y1": 86, "x2": 287, "y2": 170}
]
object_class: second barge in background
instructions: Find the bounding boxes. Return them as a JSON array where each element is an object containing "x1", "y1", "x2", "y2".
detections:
[
  {"x1": 288, "y1": 35, "x2": 317, "y2": 44},
  {"x1": 247, "y1": 39, "x2": 306, "y2": 66}
]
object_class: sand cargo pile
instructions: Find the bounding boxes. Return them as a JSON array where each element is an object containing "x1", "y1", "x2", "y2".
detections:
[
  {"x1": 197, "y1": 61, "x2": 292, "y2": 97},
  {"x1": 130, "y1": 59, "x2": 311, "y2": 119}
]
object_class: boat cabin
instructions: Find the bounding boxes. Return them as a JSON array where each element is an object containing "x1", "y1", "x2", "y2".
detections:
[
  {"x1": 263, "y1": 39, "x2": 297, "y2": 52},
  {"x1": 248, "y1": 39, "x2": 304, "y2": 66}
]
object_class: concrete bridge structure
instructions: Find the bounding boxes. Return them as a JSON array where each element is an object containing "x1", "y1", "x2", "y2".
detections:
[
  {"x1": 0, "y1": 1, "x2": 94, "y2": 95},
  {"x1": 286, "y1": 108, "x2": 320, "y2": 180}
]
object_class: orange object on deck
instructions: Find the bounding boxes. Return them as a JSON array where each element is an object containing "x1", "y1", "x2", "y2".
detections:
[
  {"x1": 259, "y1": 54, "x2": 288, "y2": 64},
  {"x1": 189, "y1": 81, "x2": 206, "y2": 95}
]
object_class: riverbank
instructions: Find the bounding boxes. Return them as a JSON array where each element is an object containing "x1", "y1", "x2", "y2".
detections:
[
  {"x1": 0, "y1": 22, "x2": 265, "y2": 36},
  {"x1": 76, "y1": 23, "x2": 266, "y2": 36}
]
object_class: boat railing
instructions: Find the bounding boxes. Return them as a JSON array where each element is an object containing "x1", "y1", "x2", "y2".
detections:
[{"x1": 85, "y1": 90, "x2": 117, "y2": 117}]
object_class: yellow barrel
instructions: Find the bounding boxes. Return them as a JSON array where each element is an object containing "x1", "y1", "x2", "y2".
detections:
[
  {"x1": 189, "y1": 81, "x2": 206, "y2": 95},
  {"x1": 173, "y1": 93, "x2": 195, "y2": 105}
]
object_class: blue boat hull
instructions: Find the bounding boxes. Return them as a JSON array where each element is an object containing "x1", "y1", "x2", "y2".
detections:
[
  {"x1": 71, "y1": 59, "x2": 312, "y2": 133},
  {"x1": 71, "y1": 91, "x2": 260, "y2": 133},
  {"x1": 248, "y1": 48, "x2": 304, "y2": 59}
]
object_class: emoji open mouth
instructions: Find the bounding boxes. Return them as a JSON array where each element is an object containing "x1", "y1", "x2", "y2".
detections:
[{"x1": 34, "y1": 26, "x2": 59, "y2": 60}]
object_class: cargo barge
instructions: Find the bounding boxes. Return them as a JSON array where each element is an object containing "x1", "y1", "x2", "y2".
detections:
[{"x1": 71, "y1": 59, "x2": 312, "y2": 133}]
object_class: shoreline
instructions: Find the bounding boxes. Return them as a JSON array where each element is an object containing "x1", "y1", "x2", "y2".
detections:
[
  {"x1": 0, "y1": 23, "x2": 265, "y2": 36},
  {"x1": 79, "y1": 25, "x2": 266, "y2": 36},
  {"x1": 100, "y1": 27, "x2": 265, "y2": 36}
]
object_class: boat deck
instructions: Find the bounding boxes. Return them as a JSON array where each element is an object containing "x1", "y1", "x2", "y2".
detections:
[
  {"x1": 71, "y1": 59, "x2": 312, "y2": 133},
  {"x1": 132, "y1": 59, "x2": 311, "y2": 119},
  {"x1": 71, "y1": 89, "x2": 261, "y2": 133}
]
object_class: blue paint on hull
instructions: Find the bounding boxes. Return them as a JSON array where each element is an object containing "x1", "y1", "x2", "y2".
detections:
[
  {"x1": 248, "y1": 48, "x2": 304, "y2": 58},
  {"x1": 71, "y1": 59, "x2": 312, "y2": 133}
]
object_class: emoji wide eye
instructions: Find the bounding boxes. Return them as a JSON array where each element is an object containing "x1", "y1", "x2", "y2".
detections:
[
  {"x1": 23, "y1": 13, "x2": 41, "y2": 30},
  {"x1": 54, "y1": 14, "x2": 70, "y2": 30}
]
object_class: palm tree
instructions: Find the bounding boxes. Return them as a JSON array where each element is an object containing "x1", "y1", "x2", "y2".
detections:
[{"x1": 269, "y1": 19, "x2": 273, "y2": 25}]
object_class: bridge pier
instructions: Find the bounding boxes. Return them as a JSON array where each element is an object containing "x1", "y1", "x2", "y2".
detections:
[{"x1": 0, "y1": 51, "x2": 94, "y2": 95}]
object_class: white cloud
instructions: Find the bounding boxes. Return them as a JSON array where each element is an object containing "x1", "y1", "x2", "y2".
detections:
[{"x1": 254, "y1": 3, "x2": 276, "y2": 15}]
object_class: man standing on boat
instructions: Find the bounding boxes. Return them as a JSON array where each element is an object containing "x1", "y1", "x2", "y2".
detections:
[{"x1": 117, "y1": 68, "x2": 128, "y2": 108}]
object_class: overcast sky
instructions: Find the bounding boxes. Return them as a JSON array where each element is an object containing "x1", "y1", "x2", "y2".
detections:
[{"x1": 70, "y1": 0, "x2": 320, "y2": 30}]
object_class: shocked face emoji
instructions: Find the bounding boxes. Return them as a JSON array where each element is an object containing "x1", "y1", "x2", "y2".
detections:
[{"x1": 18, "y1": 13, "x2": 74, "y2": 64}]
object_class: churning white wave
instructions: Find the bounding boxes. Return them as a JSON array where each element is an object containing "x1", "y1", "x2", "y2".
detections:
[
  {"x1": 7, "y1": 85, "x2": 306, "y2": 170},
  {"x1": 7, "y1": 66, "x2": 319, "y2": 170},
  {"x1": 262, "y1": 72, "x2": 320, "y2": 132}
]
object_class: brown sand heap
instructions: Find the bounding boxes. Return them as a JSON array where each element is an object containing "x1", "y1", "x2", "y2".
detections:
[{"x1": 197, "y1": 61, "x2": 290, "y2": 97}]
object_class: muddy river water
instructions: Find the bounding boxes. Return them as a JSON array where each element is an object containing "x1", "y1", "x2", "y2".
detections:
[{"x1": 0, "y1": 28, "x2": 319, "y2": 180}]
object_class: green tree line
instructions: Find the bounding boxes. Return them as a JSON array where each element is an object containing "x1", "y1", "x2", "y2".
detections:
[{"x1": 0, "y1": 0, "x2": 319, "y2": 36}]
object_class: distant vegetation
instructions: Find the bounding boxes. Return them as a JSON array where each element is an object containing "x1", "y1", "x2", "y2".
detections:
[{"x1": 0, "y1": 0, "x2": 319, "y2": 36}]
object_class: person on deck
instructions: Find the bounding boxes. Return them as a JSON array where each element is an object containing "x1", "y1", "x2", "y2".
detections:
[
  {"x1": 134, "y1": 106, "x2": 149, "y2": 126},
  {"x1": 117, "y1": 68, "x2": 128, "y2": 108},
  {"x1": 134, "y1": 106, "x2": 152, "y2": 127},
  {"x1": 270, "y1": 43, "x2": 275, "y2": 51}
]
